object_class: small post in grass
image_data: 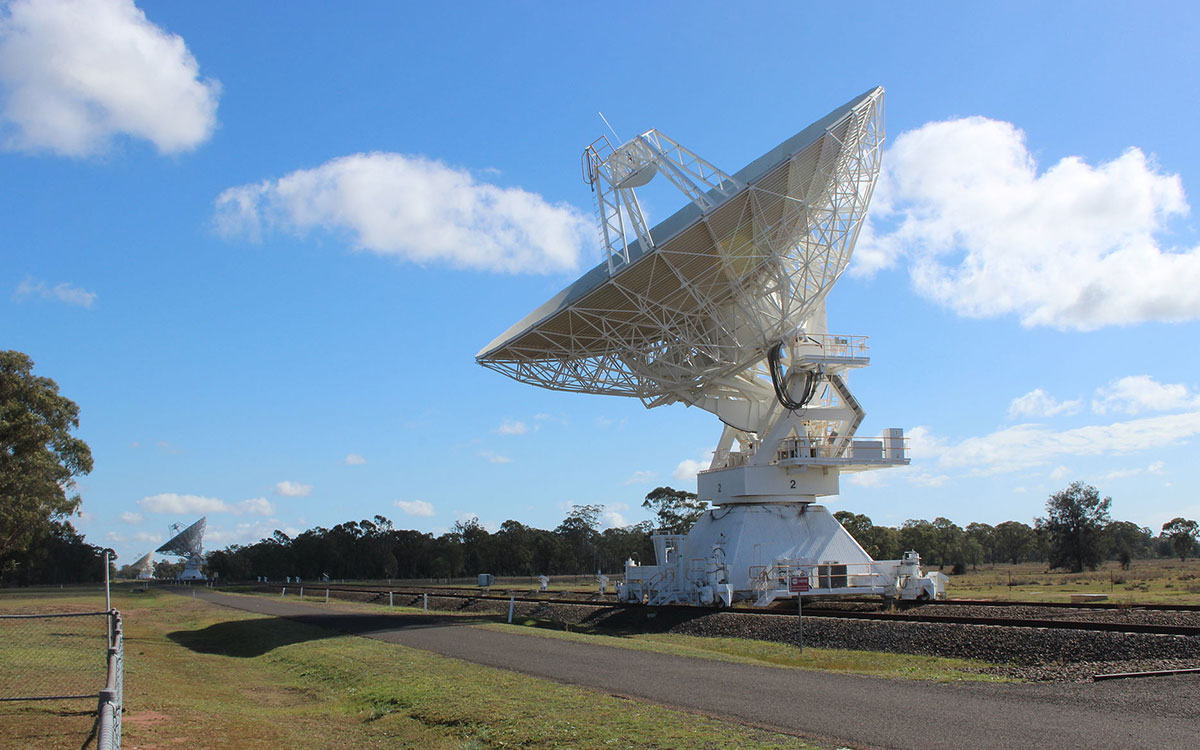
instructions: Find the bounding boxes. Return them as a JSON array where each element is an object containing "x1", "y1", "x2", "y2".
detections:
[
  {"x1": 389, "y1": 591, "x2": 394, "y2": 608},
  {"x1": 281, "y1": 587, "x2": 286, "y2": 597},
  {"x1": 424, "y1": 593, "x2": 429, "y2": 611},
  {"x1": 325, "y1": 588, "x2": 329, "y2": 604},
  {"x1": 300, "y1": 586, "x2": 304, "y2": 599},
  {"x1": 508, "y1": 594, "x2": 515, "y2": 623}
]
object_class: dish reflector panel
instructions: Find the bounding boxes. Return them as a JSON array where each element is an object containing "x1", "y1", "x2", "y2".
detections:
[
  {"x1": 155, "y1": 516, "x2": 206, "y2": 557},
  {"x1": 477, "y1": 87, "x2": 884, "y2": 403}
]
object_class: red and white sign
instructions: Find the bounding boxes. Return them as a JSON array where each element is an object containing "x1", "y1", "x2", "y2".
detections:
[{"x1": 789, "y1": 574, "x2": 810, "y2": 593}]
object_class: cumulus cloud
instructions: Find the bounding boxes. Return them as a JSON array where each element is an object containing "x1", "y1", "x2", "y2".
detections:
[
  {"x1": 138, "y1": 493, "x2": 227, "y2": 514},
  {"x1": 921, "y1": 409, "x2": 1200, "y2": 475},
  {"x1": 136, "y1": 492, "x2": 273, "y2": 516},
  {"x1": 274, "y1": 480, "x2": 312, "y2": 497},
  {"x1": 394, "y1": 499, "x2": 435, "y2": 518},
  {"x1": 855, "y1": 116, "x2": 1198, "y2": 329},
  {"x1": 601, "y1": 510, "x2": 629, "y2": 528},
  {"x1": 105, "y1": 530, "x2": 161, "y2": 544},
  {"x1": 623, "y1": 470, "x2": 656, "y2": 485},
  {"x1": 344, "y1": 453, "x2": 366, "y2": 465},
  {"x1": 205, "y1": 520, "x2": 302, "y2": 548},
  {"x1": 119, "y1": 511, "x2": 143, "y2": 524},
  {"x1": 12, "y1": 278, "x2": 96, "y2": 307},
  {"x1": 214, "y1": 152, "x2": 591, "y2": 274},
  {"x1": 479, "y1": 451, "x2": 511, "y2": 464},
  {"x1": 493, "y1": 419, "x2": 528, "y2": 435},
  {"x1": 237, "y1": 497, "x2": 273, "y2": 516},
  {"x1": 673, "y1": 458, "x2": 706, "y2": 482},
  {"x1": 1092, "y1": 375, "x2": 1199, "y2": 415},
  {"x1": 1008, "y1": 389, "x2": 1081, "y2": 420},
  {"x1": 0, "y1": 0, "x2": 219, "y2": 156}
]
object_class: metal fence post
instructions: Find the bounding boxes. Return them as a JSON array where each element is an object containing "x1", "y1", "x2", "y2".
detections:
[
  {"x1": 423, "y1": 593, "x2": 428, "y2": 611},
  {"x1": 389, "y1": 591, "x2": 394, "y2": 608},
  {"x1": 508, "y1": 594, "x2": 515, "y2": 623},
  {"x1": 325, "y1": 588, "x2": 329, "y2": 603}
]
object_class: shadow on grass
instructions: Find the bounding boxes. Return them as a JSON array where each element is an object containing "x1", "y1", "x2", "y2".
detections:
[{"x1": 167, "y1": 612, "x2": 495, "y2": 658}]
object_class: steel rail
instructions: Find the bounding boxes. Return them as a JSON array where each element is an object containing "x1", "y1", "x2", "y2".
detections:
[{"x1": 242, "y1": 584, "x2": 1200, "y2": 637}]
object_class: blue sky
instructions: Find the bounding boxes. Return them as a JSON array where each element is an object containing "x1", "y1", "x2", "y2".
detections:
[{"x1": 4, "y1": 1, "x2": 1200, "y2": 563}]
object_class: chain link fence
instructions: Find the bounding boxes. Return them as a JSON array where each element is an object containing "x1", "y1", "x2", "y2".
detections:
[
  {"x1": 0, "y1": 611, "x2": 110, "y2": 700},
  {"x1": 0, "y1": 609, "x2": 124, "y2": 748}
]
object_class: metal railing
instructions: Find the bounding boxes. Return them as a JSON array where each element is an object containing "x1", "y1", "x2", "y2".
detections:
[{"x1": 97, "y1": 610, "x2": 124, "y2": 750}]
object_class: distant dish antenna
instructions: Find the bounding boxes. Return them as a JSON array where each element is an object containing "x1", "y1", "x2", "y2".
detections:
[
  {"x1": 478, "y1": 88, "x2": 944, "y2": 606},
  {"x1": 131, "y1": 551, "x2": 155, "y2": 580},
  {"x1": 155, "y1": 516, "x2": 207, "y2": 580}
]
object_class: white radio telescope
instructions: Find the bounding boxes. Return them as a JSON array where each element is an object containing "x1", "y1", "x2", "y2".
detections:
[
  {"x1": 131, "y1": 551, "x2": 155, "y2": 580},
  {"x1": 478, "y1": 87, "x2": 944, "y2": 605},
  {"x1": 155, "y1": 516, "x2": 207, "y2": 581}
]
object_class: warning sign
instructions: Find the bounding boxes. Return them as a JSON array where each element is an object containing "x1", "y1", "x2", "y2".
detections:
[{"x1": 789, "y1": 574, "x2": 810, "y2": 593}]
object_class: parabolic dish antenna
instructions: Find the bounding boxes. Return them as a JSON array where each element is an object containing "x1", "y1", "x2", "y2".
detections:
[
  {"x1": 477, "y1": 86, "x2": 884, "y2": 414},
  {"x1": 477, "y1": 86, "x2": 946, "y2": 606},
  {"x1": 131, "y1": 551, "x2": 155, "y2": 580},
  {"x1": 156, "y1": 516, "x2": 207, "y2": 581}
]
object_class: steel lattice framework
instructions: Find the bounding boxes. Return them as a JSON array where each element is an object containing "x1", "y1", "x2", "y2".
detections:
[{"x1": 477, "y1": 88, "x2": 884, "y2": 409}]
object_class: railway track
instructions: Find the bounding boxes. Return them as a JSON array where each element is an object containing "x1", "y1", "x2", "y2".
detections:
[{"x1": 241, "y1": 583, "x2": 1200, "y2": 638}]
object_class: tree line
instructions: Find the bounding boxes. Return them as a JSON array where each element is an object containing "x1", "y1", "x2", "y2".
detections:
[
  {"x1": 203, "y1": 483, "x2": 1198, "y2": 581},
  {"x1": 2, "y1": 349, "x2": 1197, "y2": 585}
]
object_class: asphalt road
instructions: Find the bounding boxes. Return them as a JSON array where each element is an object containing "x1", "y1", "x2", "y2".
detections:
[{"x1": 181, "y1": 589, "x2": 1199, "y2": 750}]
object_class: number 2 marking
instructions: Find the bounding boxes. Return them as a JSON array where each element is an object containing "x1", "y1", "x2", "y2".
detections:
[{"x1": 790, "y1": 479, "x2": 796, "y2": 489}]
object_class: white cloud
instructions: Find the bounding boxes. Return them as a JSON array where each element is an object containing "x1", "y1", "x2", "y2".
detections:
[
  {"x1": 479, "y1": 451, "x2": 511, "y2": 464},
  {"x1": 923, "y1": 409, "x2": 1200, "y2": 475},
  {"x1": 394, "y1": 499, "x2": 435, "y2": 518},
  {"x1": 138, "y1": 492, "x2": 228, "y2": 514},
  {"x1": 205, "y1": 520, "x2": 301, "y2": 548},
  {"x1": 1092, "y1": 375, "x2": 1199, "y2": 415},
  {"x1": 855, "y1": 116, "x2": 1198, "y2": 330},
  {"x1": 1100, "y1": 467, "x2": 1142, "y2": 481},
  {"x1": 214, "y1": 152, "x2": 591, "y2": 274},
  {"x1": 237, "y1": 497, "x2": 273, "y2": 516},
  {"x1": 1049, "y1": 465, "x2": 1071, "y2": 480},
  {"x1": 344, "y1": 453, "x2": 366, "y2": 465},
  {"x1": 673, "y1": 458, "x2": 706, "y2": 482},
  {"x1": 0, "y1": 0, "x2": 219, "y2": 156},
  {"x1": 601, "y1": 510, "x2": 629, "y2": 528},
  {"x1": 1148, "y1": 460, "x2": 1166, "y2": 475},
  {"x1": 119, "y1": 511, "x2": 143, "y2": 524},
  {"x1": 274, "y1": 480, "x2": 312, "y2": 497},
  {"x1": 105, "y1": 530, "x2": 160, "y2": 545},
  {"x1": 1008, "y1": 389, "x2": 1081, "y2": 420},
  {"x1": 494, "y1": 419, "x2": 528, "y2": 435},
  {"x1": 623, "y1": 470, "x2": 656, "y2": 485},
  {"x1": 12, "y1": 278, "x2": 96, "y2": 307},
  {"x1": 846, "y1": 471, "x2": 887, "y2": 488},
  {"x1": 136, "y1": 492, "x2": 273, "y2": 516}
]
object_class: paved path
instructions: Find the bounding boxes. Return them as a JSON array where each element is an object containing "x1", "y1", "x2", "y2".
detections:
[{"x1": 183, "y1": 589, "x2": 1199, "y2": 750}]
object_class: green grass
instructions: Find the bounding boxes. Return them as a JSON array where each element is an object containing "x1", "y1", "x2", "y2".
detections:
[
  {"x1": 946, "y1": 559, "x2": 1200, "y2": 604},
  {"x1": 482, "y1": 621, "x2": 1009, "y2": 682},
  {"x1": 1, "y1": 588, "x2": 826, "y2": 749}
]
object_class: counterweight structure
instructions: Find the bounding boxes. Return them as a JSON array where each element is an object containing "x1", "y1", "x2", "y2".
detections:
[
  {"x1": 478, "y1": 87, "x2": 945, "y2": 605},
  {"x1": 155, "y1": 517, "x2": 207, "y2": 581}
]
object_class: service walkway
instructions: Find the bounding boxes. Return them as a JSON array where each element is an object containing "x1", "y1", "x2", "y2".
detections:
[{"x1": 183, "y1": 588, "x2": 1199, "y2": 750}]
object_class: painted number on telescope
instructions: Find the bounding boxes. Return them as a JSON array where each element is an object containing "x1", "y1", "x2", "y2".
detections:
[{"x1": 789, "y1": 575, "x2": 810, "y2": 593}]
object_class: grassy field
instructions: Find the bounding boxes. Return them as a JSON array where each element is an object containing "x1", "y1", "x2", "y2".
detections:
[
  {"x1": 944, "y1": 558, "x2": 1200, "y2": 604},
  {"x1": 1, "y1": 587, "x2": 831, "y2": 750}
]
